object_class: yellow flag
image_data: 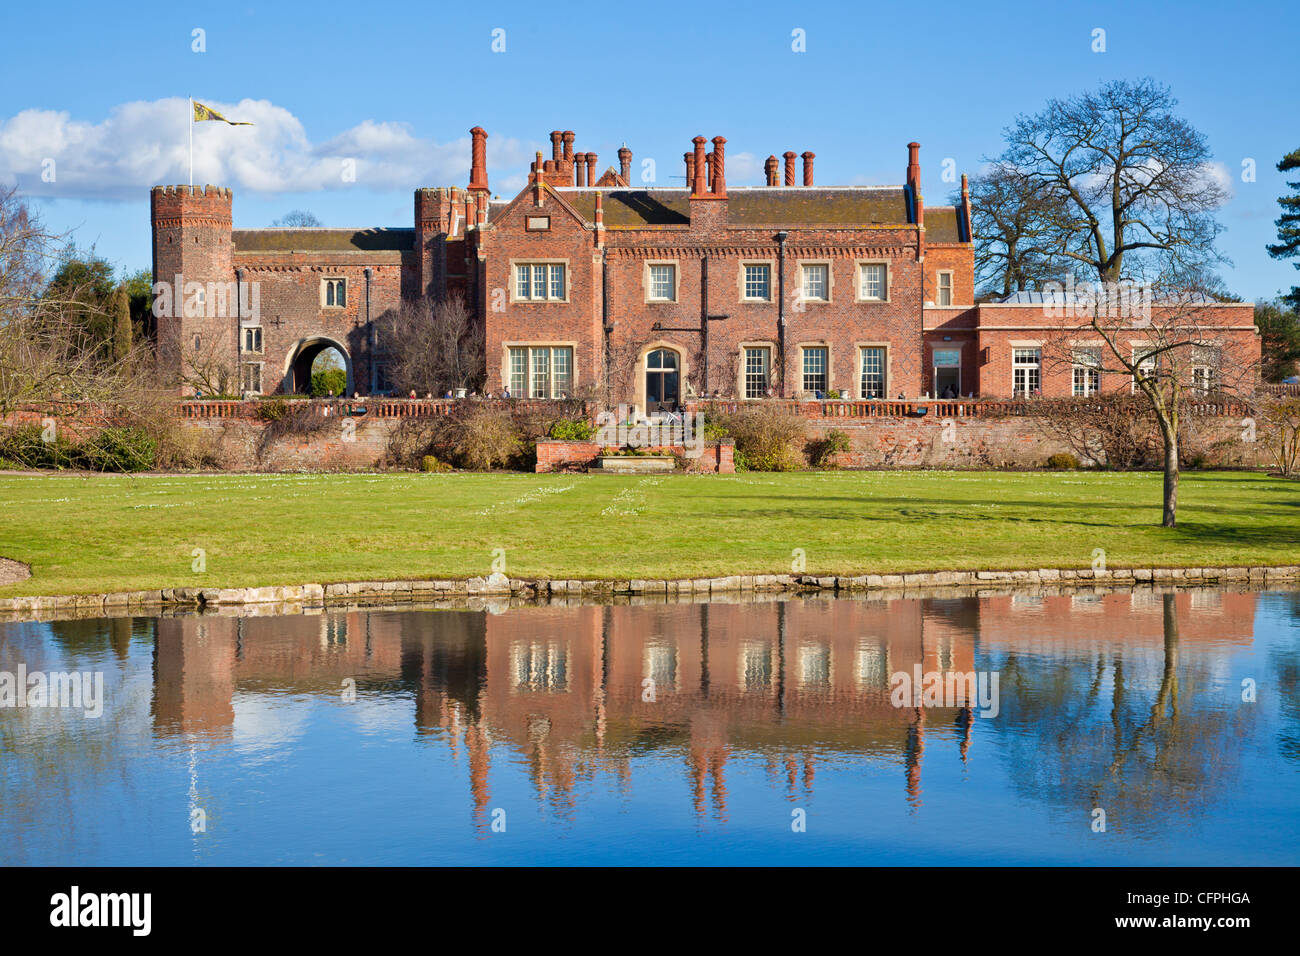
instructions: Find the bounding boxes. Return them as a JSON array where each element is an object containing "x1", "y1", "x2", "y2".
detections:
[{"x1": 193, "y1": 101, "x2": 253, "y2": 125}]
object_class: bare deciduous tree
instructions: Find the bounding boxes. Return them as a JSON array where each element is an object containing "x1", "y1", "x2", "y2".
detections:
[
  {"x1": 1042, "y1": 276, "x2": 1257, "y2": 526},
  {"x1": 1000, "y1": 78, "x2": 1227, "y2": 285},
  {"x1": 385, "y1": 294, "x2": 484, "y2": 396},
  {"x1": 962, "y1": 162, "x2": 1069, "y2": 299}
]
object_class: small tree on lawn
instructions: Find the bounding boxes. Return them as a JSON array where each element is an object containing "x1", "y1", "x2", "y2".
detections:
[{"x1": 1043, "y1": 276, "x2": 1257, "y2": 526}]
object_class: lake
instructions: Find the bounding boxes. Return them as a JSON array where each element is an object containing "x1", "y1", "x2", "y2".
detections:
[{"x1": 1, "y1": 587, "x2": 1297, "y2": 865}]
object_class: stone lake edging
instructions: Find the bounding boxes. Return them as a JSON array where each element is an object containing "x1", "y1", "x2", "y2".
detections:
[{"x1": 2, "y1": 564, "x2": 1298, "y2": 621}]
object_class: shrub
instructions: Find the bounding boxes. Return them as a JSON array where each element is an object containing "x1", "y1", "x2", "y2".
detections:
[
  {"x1": 75, "y1": 426, "x2": 157, "y2": 472},
  {"x1": 256, "y1": 398, "x2": 289, "y2": 422},
  {"x1": 0, "y1": 425, "x2": 77, "y2": 469},
  {"x1": 699, "y1": 410, "x2": 730, "y2": 442},
  {"x1": 420, "y1": 454, "x2": 452, "y2": 473},
  {"x1": 444, "y1": 405, "x2": 524, "y2": 470},
  {"x1": 807, "y1": 428, "x2": 852, "y2": 468},
  {"x1": 1046, "y1": 452, "x2": 1081, "y2": 470},
  {"x1": 548, "y1": 417, "x2": 596, "y2": 441},
  {"x1": 719, "y1": 405, "x2": 808, "y2": 471}
]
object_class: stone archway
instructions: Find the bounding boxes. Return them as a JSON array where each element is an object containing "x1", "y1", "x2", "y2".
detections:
[{"x1": 286, "y1": 336, "x2": 352, "y2": 396}]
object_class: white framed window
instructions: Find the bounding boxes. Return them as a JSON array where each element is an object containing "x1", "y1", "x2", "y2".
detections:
[
  {"x1": 507, "y1": 346, "x2": 573, "y2": 398},
  {"x1": 1191, "y1": 345, "x2": 1219, "y2": 394},
  {"x1": 1072, "y1": 346, "x2": 1101, "y2": 396},
  {"x1": 801, "y1": 263, "x2": 829, "y2": 302},
  {"x1": 936, "y1": 271, "x2": 953, "y2": 306},
  {"x1": 859, "y1": 347, "x2": 886, "y2": 398},
  {"x1": 240, "y1": 363, "x2": 262, "y2": 394},
  {"x1": 1012, "y1": 347, "x2": 1041, "y2": 397},
  {"x1": 322, "y1": 278, "x2": 346, "y2": 308},
  {"x1": 242, "y1": 326, "x2": 263, "y2": 354},
  {"x1": 859, "y1": 263, "x2": 888, "y2": 301},
  {"x1": 648, "y1": 263, "x2": 676, "y2": 302},
  {"x1": 1132, "y1": 347, "x2": 1157, "y2": 393},
  {"x1": 743, "y1": 263, "x2": 772, "y2": 301},
  {"x1": 743, "y1": 346, "x2": 770, "y2": 399},
  {"x1": 514, "y1": 262, "x2": 566, "y2": 302},
  {"x1": 802, "y1": 346, "x2": 828, "y2": 394}
]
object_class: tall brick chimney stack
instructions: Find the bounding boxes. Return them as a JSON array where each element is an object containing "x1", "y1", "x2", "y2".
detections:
[
  {"x1": 711, "y1": 136, "x2": 727, "y2": 197},
  {"x1": 691, "y1": 136, "x2": 708, "y2": 197},
  {"x1": 908, "y1": 142, "x2": 925, "y2": 250},
  {"x1": 550, "y1": 131, "x2": 563, "y2": 164},
  {"x1": 575, "y1": 155, "x2": 587, "y2": 187},
  {"x1": 765, "y1": 155, "x2": 779, "y2": 186},
  {"x1": 802, "y1": 151, "x2": 815, "y2": 186},
  {"x1": 783, "y1": 151, "x2": 797, "y2": 186},
  {"x1": 469, "y1": 127, "x2": 489, "y2": 193},
  {"x1": 618, "y1": 145, "x2": 632, "y2": 182},
  {"x1": 684, "y1": 151, "x2": 695, "y2": 185},
  {"x1": 562, "y1": 131, "x2": 575, "y2": 168},
  {"x1": 960, "y1": 172, "x2": 972, "y2": 242},
  {"x1": 585, "y1": 153, "x2": 597, "y2": 187}
]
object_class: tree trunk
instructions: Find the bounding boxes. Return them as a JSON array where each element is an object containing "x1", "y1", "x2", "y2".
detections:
[{"x1": 1161, "y1": 428, "x2": 1179, "y2": 527}]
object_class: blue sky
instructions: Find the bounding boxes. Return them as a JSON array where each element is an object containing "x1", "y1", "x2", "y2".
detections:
[{"x1": 1, "y1": 0, "x2": 1296, "y2": 299}]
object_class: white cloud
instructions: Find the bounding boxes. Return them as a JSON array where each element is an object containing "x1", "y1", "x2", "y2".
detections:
[{"x1": 0, "y1": 97, "x2": 534, "y2": 200}]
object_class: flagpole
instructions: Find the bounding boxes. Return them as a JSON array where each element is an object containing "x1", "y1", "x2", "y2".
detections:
[{"x1": 188, "y1": 96, "x2": 193, "y2": 187}]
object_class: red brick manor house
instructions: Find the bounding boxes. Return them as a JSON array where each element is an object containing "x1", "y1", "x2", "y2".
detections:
[{"x1": 151, "y1": 127, "x2": 1257, "y2": 407}]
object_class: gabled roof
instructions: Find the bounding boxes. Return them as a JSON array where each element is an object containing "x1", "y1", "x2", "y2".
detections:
[
  {"x1": 555, "y1": 186, "x2": 912, "y2": 229},
  {"x1": 232, "y1": 228, "x2": 414, "y2": 252}
]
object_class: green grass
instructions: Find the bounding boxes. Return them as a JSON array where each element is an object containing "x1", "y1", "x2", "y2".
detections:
[{"x1": 0, "y1": 470, "x2": 1296, "y2": 597}]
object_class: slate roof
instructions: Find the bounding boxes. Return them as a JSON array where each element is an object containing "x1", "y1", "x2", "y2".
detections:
[
  {"x1": 924, "y1": 206, "x2": 962, "y2": 243},
  {"x1": 558, "y1": 186, "x2": 912, "y2": 229},
  {"x1": 232, "y1": 228, "x2": 414, "y2": 253}
]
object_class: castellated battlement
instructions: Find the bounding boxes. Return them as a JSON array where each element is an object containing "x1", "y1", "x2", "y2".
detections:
[
  {"x1": 151, "y1": 185, "x2": 234, "y2": 225},
  {"x1": 151, "y1": 184, "x2": 233, "y2": 198}
]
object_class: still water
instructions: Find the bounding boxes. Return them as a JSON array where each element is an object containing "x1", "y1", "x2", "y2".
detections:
[{"x1": 1, "y1": 589, "x2": 1298, "y2": 866}]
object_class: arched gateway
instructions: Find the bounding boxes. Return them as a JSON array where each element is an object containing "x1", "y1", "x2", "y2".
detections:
[{"x1": 285, "y1": 337, "x2": 352, "y2": 396}]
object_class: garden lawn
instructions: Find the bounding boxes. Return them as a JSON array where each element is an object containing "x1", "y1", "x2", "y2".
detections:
[{"x1": 0, "y1": 470, "x2": 1297, "y2": 597}]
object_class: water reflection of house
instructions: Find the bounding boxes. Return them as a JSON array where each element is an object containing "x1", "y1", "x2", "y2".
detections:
[{"x1": 148, "y1": 591, "x2": 1256, "y2": 818}]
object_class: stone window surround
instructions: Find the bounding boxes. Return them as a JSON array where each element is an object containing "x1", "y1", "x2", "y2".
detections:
[
  {"x1": 796, "y1": 341, "x2": 833, "y2": 394},
  {"x1": 855, "y1": 341, "x2": 891, "y2": 399},
  {"x1": 854, "y1": 259, "x2": 892, "y2": 304},
  {"x1": 935, "y1": 269, "x2": 954, "y2": 306},
  {"x1": 643, "y1": 260, "x2": 680, "y2": 304},
  {"x1": 737, "y1": 340, "x2": 776, "y2": 399},
  {"x1": 738, "y1": 259, "x2": 775, "y2": 303},
  {"x1": 499, "y1": 340, "x2": 579, "y2": 396},
  {"x1": 321, "y1": 276, "x2": 347, "y2": 309},
  {"x1": 634, "y1": 340, "x2": 691, "y2": 412},
  {"x1": 797, "y1": 259, "x2": 834, "y2": 304},
  {"x1": 240, "y1": 361, "x2": 264, "y2": 395},
  {"x1": 241, "y1": 325, "x2": 263, "y2": 354},
  {"x1": 508, "y1": 258, "x2": 571, "y2": 304}
]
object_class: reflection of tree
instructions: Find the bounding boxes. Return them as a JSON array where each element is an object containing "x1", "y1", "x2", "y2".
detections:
[
  {"x1": 994, "y1": 594, "x2": 1252, "y2": 833},
  {"x1": 46, "y1": 617, "x2": 137, "y2": 661},
  {"x1": 1269, "y1": 593, "x2": 1300, "y2": 763}
]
